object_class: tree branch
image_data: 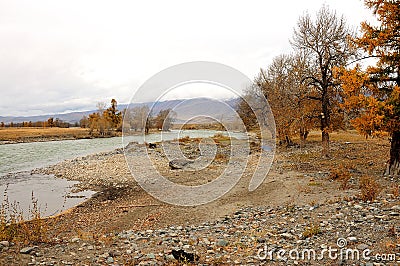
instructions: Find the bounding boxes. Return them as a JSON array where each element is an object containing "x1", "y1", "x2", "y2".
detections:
[
  {"x1": 307, "y1": 95, "x2": 322, "y2": 101},
  {"x1": 346, "y1": 55, "x2": 381, "y2": 66}
]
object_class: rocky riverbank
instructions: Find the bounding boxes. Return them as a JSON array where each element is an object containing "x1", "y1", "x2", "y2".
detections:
[
  {"x1": 1, "y1": 132, "x2": 399, "y2": 265},
  {"x1": 1, "y1": 200, "x2": 399, "y2": 265}
]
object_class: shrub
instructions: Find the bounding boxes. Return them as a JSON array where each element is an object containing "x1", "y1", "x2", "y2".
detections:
[
  {"x1": 214, "y1": 153, "x2": 227, "y2": 162},
  {"x1": 390, "y1": 184, "x2": 399, "y2": 198},
  {"x1": 329, "y1": 166, "x2": 351, "y2": 190},
  {"x1": 178, "y1": 136, "x2": 190, "y2": 143},
  {"x1": 359, "y1": 176, "x2": 381, "y2": 202},
  {"x1": 302, "y1": 223, "x2": 321, "y2": 238}
]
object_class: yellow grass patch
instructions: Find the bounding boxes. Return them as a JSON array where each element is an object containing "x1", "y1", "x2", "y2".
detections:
[{"x1": 0, "y1": 127, "x2": 90, "y2": 141}]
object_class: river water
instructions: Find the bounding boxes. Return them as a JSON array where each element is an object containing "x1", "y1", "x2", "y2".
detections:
[{"x1": 0, "y1": 130, "x2": 246, "y2": 217}]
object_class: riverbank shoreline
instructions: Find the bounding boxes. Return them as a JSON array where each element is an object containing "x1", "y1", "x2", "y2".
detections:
[
  {"x1": 0, "y1": 131, "x2": 399, "y2": 265},
  {"x1": 0, "y1": 127, "x2": 123, "y2": 145}
]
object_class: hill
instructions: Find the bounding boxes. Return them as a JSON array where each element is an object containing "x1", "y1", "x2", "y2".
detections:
[{"x1": 0, "y1": 98, "x2": 239, "y2": 124}]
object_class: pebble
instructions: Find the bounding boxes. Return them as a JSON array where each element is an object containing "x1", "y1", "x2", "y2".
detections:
[
  {"x1": 390, "y1": 205, "x2": 400, "y2": 211},
  {"x1": 281, "y1": 233, "x2": 295, "y2": 240},
  {"x1": 20, "y1": 246, "x2": 37, "y2": 254},
  {"x1": 2, "y1": 196, "x2": 399, "y2": 265},
  {"x1": 147, "y1": 253, "x2": 156, "y2": 259},
  {"x1": 357, "y1": 244, "x2": 369, "y2": 250},
  {"x1": 70, "y1": 237, "x2": 80, "y2": 243},
  {"x1": 348, "y1": 236, "x2": 358, "y2": 242},
  {"x1": 0, "y1": 241, "x2": 9, "y2": 247},
  {"x1": 216, "y1": 239, "x2": 229, "y2": 247}
]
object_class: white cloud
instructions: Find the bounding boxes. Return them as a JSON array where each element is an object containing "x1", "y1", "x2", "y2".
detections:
[{"x1": 0, "y1": 0, "x2": 375, "y2": 116}]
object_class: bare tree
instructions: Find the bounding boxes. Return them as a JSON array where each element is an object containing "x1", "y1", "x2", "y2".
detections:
[
  {"x1": 125, "y1": 105, "x2": 151, "y2": 132},
  {"x1": 154, "y1": 109, "x2": 177, "y2": 131},
  {"x1": 291, "y1": 5, "x2": 354, "y2": 156},
  {"x1": 96, "y1": 102, "x2": 107, "y2": 113},
  {"x1": 244, "y1": 53, "x2": 318, "y2": 147}
]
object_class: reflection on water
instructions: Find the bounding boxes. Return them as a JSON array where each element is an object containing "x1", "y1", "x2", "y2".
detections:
[{"x1": 0, "y1": 173, "x2": 95, "y2": 218}]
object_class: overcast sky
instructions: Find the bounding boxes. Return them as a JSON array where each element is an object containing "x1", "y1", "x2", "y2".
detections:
[{"x1": 0, "y1": 0, "x2": 374, "y2": 116}]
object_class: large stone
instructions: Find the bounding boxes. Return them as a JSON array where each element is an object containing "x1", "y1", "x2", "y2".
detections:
[{"x1": 169, "y1": 159, "x2": 192, "y2": 170}]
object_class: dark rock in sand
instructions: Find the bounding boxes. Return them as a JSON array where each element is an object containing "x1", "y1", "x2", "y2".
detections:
[
  {"x1": 172, "y1": 249, "x2": 199, "y2": 262},
  {"x1": 148, "y1": 143, "x2": 157, "y2": 149}
]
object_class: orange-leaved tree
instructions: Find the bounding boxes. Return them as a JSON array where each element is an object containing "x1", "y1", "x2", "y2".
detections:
[
  {"x1": 291, "y1": 6, "x2": 355, "y2": 156},
  {"x1": 256, "y1": 53, "x2": 319, "y2": 146},
  {"x1": 338, "y1": 0, "x2": 400, "y2": 175}
]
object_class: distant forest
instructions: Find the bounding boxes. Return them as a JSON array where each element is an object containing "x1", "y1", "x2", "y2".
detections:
[{"x1": 0, "y1": 117, "x2": 76, "y2": 129}]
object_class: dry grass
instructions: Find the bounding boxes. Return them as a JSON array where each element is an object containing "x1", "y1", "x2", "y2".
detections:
[
  {"x1": 329, "y1": 166, "x2": 351, "y2": 190},
  {"x1": 282, "y1": 130, "x2": 389, "y2": 178},
  {"x1": 0, "y1": 127, "x2": 90, "y2": 141},
  {"x1": 214, "y1": 153, "x2": 227, "y2": 162},
  {"x1": 0, "y1": 190, "x2": 50, "y2": 244},
  {"x1": 212, "y1": 133, "x2": 231, "y2": 147},
  {"x1": 302, "y1": 223, "x2": 321, "y2": 239},
  {"x1": 359, "y1": 176, "x2": 381, "y2": 202},
  {"x1": 378, "y1": 238, "x2": 399, "y2": 255},
  {"x1": 300, "y1": 130, "x2": 387, "y2": 143},
  {"x1": 390, "y1": 184, "x2": 399, "y2": 198},
  {"x1": 297, "y1": 184, "x2": 312, "y2": 194},
  {"x1": 178, "y1": 135, "x2": 191, "y2": 143}
]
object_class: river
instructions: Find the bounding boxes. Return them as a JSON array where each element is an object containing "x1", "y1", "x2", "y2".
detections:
[{"x1": 0, "y1": 130, "x2": 247, "y2": 217}]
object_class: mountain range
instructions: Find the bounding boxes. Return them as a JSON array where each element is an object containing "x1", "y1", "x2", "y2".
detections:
[{"x1": 0, "y1": 98, "x2": 240, "y2": 124}]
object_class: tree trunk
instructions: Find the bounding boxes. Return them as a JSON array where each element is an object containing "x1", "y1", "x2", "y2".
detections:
[
  {"x1": 299, "y1": 124, "x2": 309, "y2": 148},
  {"x1": 285, "y1": 135, "x2": 293, "y2": 146},
  {"x1": 300, "y1": 133, "x2": 305, "y2": 148},
  {"x1": 321, "y1": 88, "x2": 330, "y2": 157},
  {"x1": 320, "y1": 111, "x2": 330, "y2": 157},
  {"x1": 322, "y1": 129, "x2": 329, "y2": 157},
  {"x1": 386, "y1": 131, "x2": 400, "y2": 176}
]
